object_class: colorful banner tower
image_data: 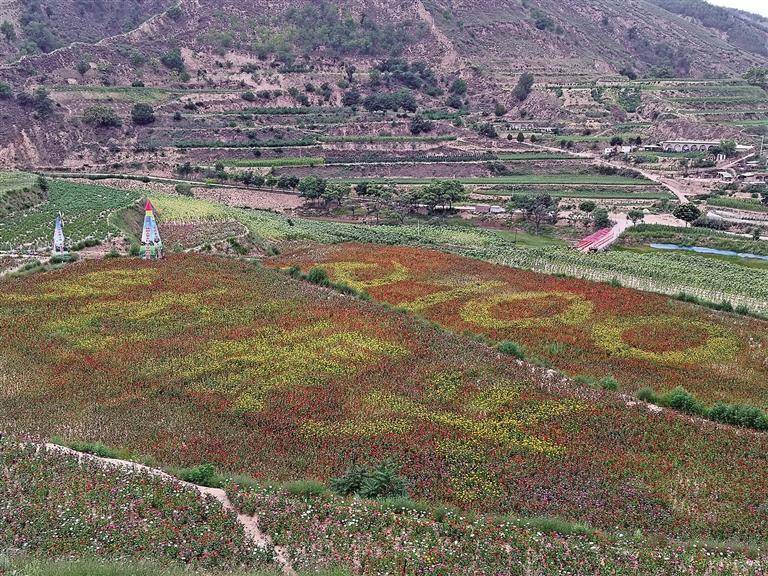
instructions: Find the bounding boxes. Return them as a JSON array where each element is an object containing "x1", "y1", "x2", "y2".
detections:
[
  {"x1": 140, "y1": 199, "x2": 163, "y2": 260},
  {"x1": 52, "y1": 213, "x2": 66, "y2": 255}
]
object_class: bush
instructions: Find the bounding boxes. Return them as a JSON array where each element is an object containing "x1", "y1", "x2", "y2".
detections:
[
  {"x1": 636, "y1": 387, "x2": 658, "y2": 403},
  {"x1": 131, "y1": 103, "x2": 155, "y2": 125},
  {"x1": 305, "y1": 266, "x2": 330, "y2": 286},
  {"x1": 599, "y1": 376, "x2": 619, "y2": 391},
  {"x1": 160, "y1": 47, "x2": 185, "y2": 73},
  {"x1": 330, "y1": 461, "x2": 407, "y2": 499},
  {"x1": 175, "y1": 183, "x2": 193, "y2": 196},
  {"x1": 83, "y1": 106, "x2": 122, "y2": 127},
  {"x1": 661, "y1": 387, "x2": 705, "y2": 415},
  {"x1": 177, "y1": 463, "x2": 222, "y2": 488},
  {"x1": 497, "y1": 340, "x2": 525, "y2": 359}
]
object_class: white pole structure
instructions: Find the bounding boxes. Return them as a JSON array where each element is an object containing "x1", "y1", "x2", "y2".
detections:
[{"x1": 52, "y1": 213, "x2": 66, "y2": 255}]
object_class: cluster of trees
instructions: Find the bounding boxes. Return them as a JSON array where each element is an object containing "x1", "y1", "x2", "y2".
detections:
[
  {"x1": 744, "y1": 67, "x2": 768, "y2": 90},
  {"x1": 512, "y1": 73, "x2": 534, "y2": 102},
  {"x1": 362, "y1": 89, "x2": 417, "y2": 112},
  {"x1": 372, "y1": 59, "x2": 441, "y2": 96},
  {"x1": 284, "y1": 1, "x2": 416, "y2": 58},
  {"x1": 16, "y1": 86, "x2": 55, "y2": 117},
  {"x1": 83, "y1": 105, "x2": 122, "y2": 127},
  {"x1": 648, "y1": 0, "x2": 768, "y2": 57}
]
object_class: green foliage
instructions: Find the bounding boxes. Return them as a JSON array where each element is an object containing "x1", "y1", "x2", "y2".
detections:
[
  {"x1": 673, "y1": 203, "x2": 702, "y2": 225},
  {"x1": 363, "y1": 90, "x2": 417, "y2": 112},
  {"x1": 409, "y1": 114, "x2": 433, "y2": 135},
  {"x1": 512, "y1": 72, "x2": 534, "y2": 102},
  {"x1": 744, "y1": 67, "x2": 768, "y2": 90},
  {"x1": 176, "y1": 463, "x2": 223, "y2": 488},
  {"x1": 284, "y1": 1, "x2": 416, "y2": 58},
  {"x1": 17, "y1": 87, "x2": 54, "y2": 117},
  {"x1": 497, "y1": 340, "x2": 525, "y2": 359},
  {"x1": 160, "y1": 48, "x2": 185, "y2": 73},
  {"x1": 477, "y1": 122, "x2": 498, "y2": 138},
  {"x1": 131, "y1": 103, "x2": 155, "y2": 125},
  {"x1": 330, "y1": 461, "x2": 407, "y2": 499},
  {"x1": 0, "y1": 82, "x2": 11, "y2": 99},
  {"x1": 282, "y1": 479, "x2": 328, "y2": 498},
  {"x1": 305, "y1": 266, "x2": 330, "y2": 286},
  {"x1": 82, "y1": 105, "x2": 122, "y2": 128},
  {"x1": 592, "y1": 208, "x2": 610, "y2": 230}
]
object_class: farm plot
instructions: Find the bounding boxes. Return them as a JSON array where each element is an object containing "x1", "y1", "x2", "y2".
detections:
[
  {"x1": 0, "y1": 171, "x2": 37, "y2": 200},
  {"x1": 2, "y1": 256, "x2": 768, "y2": 540},
  {"x1": 269, "y1": 243, "x2": 768, "y2": 410},
  {"x1": 0, "y1": 180, "x2": 140, "y2": 251}
]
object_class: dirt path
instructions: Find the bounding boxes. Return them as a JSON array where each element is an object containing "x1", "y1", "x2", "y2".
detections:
[{"x1": 37, "y1": 442, "x2": 296, "y2": 575}]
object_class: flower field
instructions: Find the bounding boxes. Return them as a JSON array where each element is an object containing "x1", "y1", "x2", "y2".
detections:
[
  {"x1": 2, "y1": 256, "x2": 768, "y2": 542},
  {"x1": 0, "y1": 437, "x2": 272, "y2": 568},
  {"x1": 269, "y1": 243, "x2": 768, "y2": 411},
  {"x1": 229, "y1": 485, "x2": 768, "y2": 575}
]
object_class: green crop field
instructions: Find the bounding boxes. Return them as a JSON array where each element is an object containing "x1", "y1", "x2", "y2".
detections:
[
  {"x1": 337, "y1": 175, "x2": 652, "y2": 186},
  {"x1": 0, "y1": 180, "x2": 140, "y2": 251},
  {"x1": 708, "y1": 196, "x2": 768, "y2": 213},
  {"x1": 0, "y1": 171, "x2": 36, "y2": 200}
]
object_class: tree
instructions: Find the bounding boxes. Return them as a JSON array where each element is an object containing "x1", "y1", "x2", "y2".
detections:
[
  {"x1": 744, "y1": 67, "x2": 768, "y2": 90},
  {"x1": 718, "y1": 140, "x2": 737, "y2": 158},
  {"x1": 512, "y1": 72, "x2": 534, "y2": 102},
  {"x1": 131, "y1": 103, "x2": 156, "y2": 125},
  {"x1": 161, "y1": 48, "x2": 185, "y2": 73},
  {"x1": 18, "y1": 87, "x2": 54, "y2": 117},
  {"x1": 83, "y1": 105, "x2": 122, "y2": 127},
  {"x1": 298, "y1": 176, "x2": 328, "y2": 203},
  {"x1": 76, "y1": 59, "x2": 90, "y2": 76},
  {"x1": 592, "y1": 207, "x2": 611, "y2": 230},
  {"x1": 341, "y1": 89, "x2": 360, "y2": 107},
  {"x1": 477, "y1": 122, "x2": 498, "y2": 139},
  {"x1": 449, "y1": 78, "x2": 467, "y2": 95},
  {"x1": 242, "y1": 90, "x2": 256, "y2": 102},
  {"x1": 417, "y1": 180, "x2": 467, "y2": 213},
  {"x1": 0, "y1": 21, "x2": 16, "y2": 41},
  {"x1": 610, "y1": 136, "x2": 624, "y2": 146},
  {"x1": 673, "y1": 203, "x2": 701, "y2": 227},
  {"x1": 494, "y1": 101, "x2": 507, "y2": 117},
  {"x1": 409, "y1": 115, "x2": 433, "y2": 135},
  {"x1": 579, "y1": 201, "x2": 596, "y2": 213},
  {"x1": 627, "y1": 208, "x2": 645, "y2": 226},
  {"x1": 516, "y1": 131, "x2": 525, "y2": 143},
  {"x1": 0, "y1": 82, "x2": 11, "y2": 99},
  {"x1": 321, "y1": 182, "x2": 351, "y2": 207},
  {"x1": 344, "y1": 63, "x2": 356, "y2": 83},
  {"x1": 509, "y1": 193, "x2": 558, "y2": 234}
]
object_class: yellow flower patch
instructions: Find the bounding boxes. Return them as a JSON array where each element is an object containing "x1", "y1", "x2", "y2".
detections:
[
  {"x1": 460, "y1": 291, "x2": 594, "y2": 329},
  {"x1": 321, "y1": 261, "x2": 409, "y2": 290},
  {"x1": 592, "y1": 316, "x2": 740, "y2": 365},
  {"x1": 153, "y1": 322, "x2": 408, "y2": 412}
]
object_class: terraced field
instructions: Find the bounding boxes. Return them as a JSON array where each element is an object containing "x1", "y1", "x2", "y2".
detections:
[{"x1": 1, "y1": 256, "x2": 768, "y2": 542}]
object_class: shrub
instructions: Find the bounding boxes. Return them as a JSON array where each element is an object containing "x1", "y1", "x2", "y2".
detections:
[
  {"x1": 175, "y1": 183, "x2": 193, "y2": 196},
  {"x1": 599, "y1": 376, "x2": 619, "y2": 391},
  {"x1": 636, "y1": 387, "x2": 658, "y2": 403},
  {"x1": 131, "y1": 103, "x2": 155, "y2": 125},
  {"x1": 497, "y1": 340, "x2": 525, "y2": 359},
  {"x1": 177, "y1": 463, "x2": 222, "y2": 488},
  {"x1": 305, "y1": 266, "x2": 330, "y2": 286},
  {"x1": 661, "y1": 387, "x2": 705, "y2": 415},
  {"x1": 83, "y1": 106, "x2": 122, "y2": 127},
  {"x1": 161, "y1": 48, "x2": 185, "y2": 72},
  {"x1": 330, "y1": 461, "x2": 407, "y2": 499}
]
